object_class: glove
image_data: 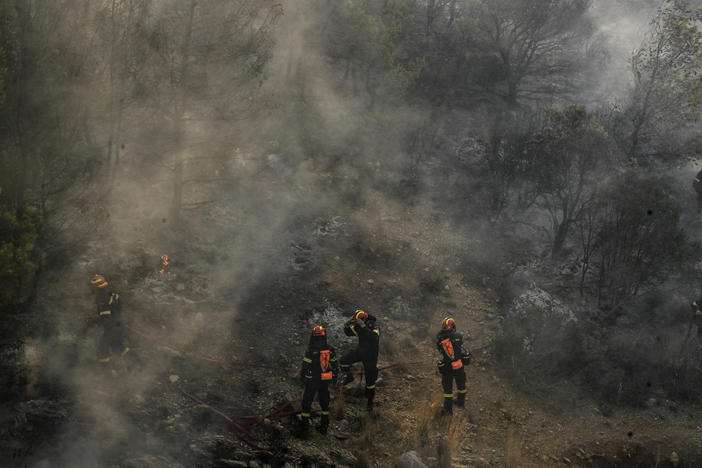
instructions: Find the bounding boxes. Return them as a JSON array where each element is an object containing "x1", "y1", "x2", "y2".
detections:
[
  {"x1": 300, "y1": 370, "x2": 312, "y2": 385},
  {"x1": 437, "y1": 360, "x2": 446, "y2": 374},
  {"x1": 461, "y1": 350, "x2": 472, "y2": 366}
]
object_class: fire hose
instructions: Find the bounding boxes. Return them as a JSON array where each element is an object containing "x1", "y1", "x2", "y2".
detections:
[{"x1": 87, "y1": 318, "x2": 491, "y2": 447}]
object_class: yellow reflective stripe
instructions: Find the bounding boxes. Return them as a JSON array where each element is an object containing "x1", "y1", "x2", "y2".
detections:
[
  {"x1": 366, "y1": 384, "x2": 375, "y2": 389},
  {"x1": 108, "y1": 295, "x2": 113, "y2": 305},
  {"x1": 340, "y1": 364, "x2": 350, "y2": 368},
  {"x1": 696, "y1": 178, "x2": 700, "y2": 182},
  {"x1": 457, "y1": 389, "x2": 467, "y2": 394},
  {"x1": 443, "y1": 393, "x2": 453, "y2": 398},
  {"x1": 350, "y1": 325, "x2": 357, "y2": 335},
  {"x1": 321, "y1": 411, "x2": 329, "y2": 415},
  {"x1": 98, "y1": 357, "x2": 110, "y2": 363},
  {"x1": 99, "y1": 310, "x2": 112, "y2": 316},
  {"x1": 330, "y1": 357, "x2": 337, "y2": 361},
  {"x1": 302, "y1": 357, "x2": 312, "y2": 363},
  {"x1": 373, "y1": 329, "x2": 380, "y2": 335},
  {"x1": 301, "y1": 412, "x2": 311, "y2": 417},
  {"x1": 121, "y1": 347, "x2": 130, "y2": 357}
]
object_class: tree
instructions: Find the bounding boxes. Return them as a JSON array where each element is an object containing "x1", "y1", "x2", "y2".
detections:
[
  {"x1": 469, "y1": 0, "x2": 595, "y2": 105},
  {"x1": 95, "y1": 0, "x2": 151, "y2": 185},
  {"x1": 620, "y1": 0, "x2": 702, "y2": 163},
  {"x1": 530, "y1": 105, "x2": 611, "y2": 257},
  {"x1": 137, "y1": 0, "x2": 282, "y2": 222},
  {"x1": 579, "y1": 173, "x2": 690, "y2": 313},
  {"x1": 323, "y1": 0, "x2": 425, "y2": 106},
  {"x1": 0, "y1": 1, "x2": 103, "y2": 212},
  {"x1": 0, "y1": 206, "x2": 42, "y2": 311}
]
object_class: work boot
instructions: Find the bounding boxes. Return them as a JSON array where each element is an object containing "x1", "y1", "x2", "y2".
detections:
[
  {"x1": 316, "y1": 414, "x2": 329, "y2": 435},
  {"x1": 297, "y1": 414, "x2": 311, "y2": 439},
  {"x1": 456, "y1": 391, "x2": 466, "y2": 408},
  {"x1": 442, "y1": 396, "x2": 453, "y2": 415}
]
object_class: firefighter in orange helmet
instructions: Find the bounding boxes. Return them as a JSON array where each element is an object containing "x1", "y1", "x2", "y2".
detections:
[
  {"x1": 436, "y1": 317, "x2": 471, "y2": 415},
  {"x1": 340, "y1": 309, "x2": 380, "y2": 412},
  {"x1": 90, "y1": 274, "x2": 129, "y2": 364},
  {"x1": 298, "y1": 325, "x2": 338, "y2": 437}
]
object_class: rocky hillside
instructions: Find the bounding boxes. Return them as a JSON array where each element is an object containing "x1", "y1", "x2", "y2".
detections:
[{"x1": 4, "y1": 170, "x2": 702, "y2": 468}]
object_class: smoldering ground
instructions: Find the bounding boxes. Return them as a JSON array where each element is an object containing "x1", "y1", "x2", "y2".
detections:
[
  {"x1": 7, "y1": 2, "x2": 452, "y2": 466},
  {"x1": 6, "y1": 0, "x2": 702, "y2": 466}
]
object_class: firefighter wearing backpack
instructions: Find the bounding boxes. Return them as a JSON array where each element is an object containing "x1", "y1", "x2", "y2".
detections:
[
  {"x1": 90, "y1": 274, "x2": 130, "y2": 364},
  {"x1": 340, "y1": 309, "x2": 380, "y2": 412},
  {"x1": 436, "y1": 317, "x2": 471, "y2": 415},
  {"x1": 299, "y1": 325, "x2": 338, "y2": 437}
]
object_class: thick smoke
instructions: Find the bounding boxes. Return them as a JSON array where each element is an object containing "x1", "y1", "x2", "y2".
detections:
[{"x1": 11, "y1": 0, "x2": 702, "y2": 466}]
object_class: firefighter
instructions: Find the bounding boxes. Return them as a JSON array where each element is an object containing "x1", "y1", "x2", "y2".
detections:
[
  {"x1": 436, "y1": 317, "x2": 471, "y2": 415},
  {"x1": 299, "y1": 325, "x2": 339, "y2": 437},
  {"x1": 694, "y1": 169, "x2": 702, "y2": 214},
  {"x1": 691, "y1": 298, "x2": 702, "y2": 339},
  {"x1": 340, "y1": 309, "x2": 380, "y2": 412},
  {"x1": 90, "y1": 274, "x2": 129, "y2": 364}
]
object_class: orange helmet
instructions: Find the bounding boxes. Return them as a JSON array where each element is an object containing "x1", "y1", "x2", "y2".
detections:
[
  {"x1": 90, "y1": 274, "x2": 108, "y2": 289},
  {"x1": 312, "y1": 325, "x2": 326, "y2": 336},
  {"x1": 441, "y1": 317, "x2": 456, "y2": 331},
  {"x1": 354, "y1": 310, "x2": 368, "y2": 321}
]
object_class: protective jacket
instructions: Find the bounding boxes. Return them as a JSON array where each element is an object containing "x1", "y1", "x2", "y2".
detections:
[
  {"x1": 300, "y1": 335, "x2": 339, "y2": 383},
  {"x1": 95, "y1": 289, "x2": 128, "y2": 362},
  {"x1": 299, "y1": 334, "x2": 338, "y2": 436},
  {"x1": 436, "y1": 329, "x2": 470, "y2": 414},
  {"x1": 341, "y1": 314, "x2": 380, "y2": 410},
  {"x1": 692, "y1": 298, "x2": 702, "y2": 338},
  {"x1": 343, "y1": 315, "x2": 380, "y2": 358},
  {"x1": 436, "y1": 329, "x2": 470, "y2": 371},
  {"x1": 96, "y1": 290, "x2": 123, "y2": 325},
  {"x1": 694, "y1": 171, "x2": 702, "y2": 213},
  {"x1": 694, "y1": 170, "x2": 702, "y2": 193}
]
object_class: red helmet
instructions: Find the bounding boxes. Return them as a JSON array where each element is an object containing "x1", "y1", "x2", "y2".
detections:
[
  {"x1": 354, "y1": 310, "x2": 368, "y2": 321},
  {"x1": 312, "y1": 325, "x2": 326, "y2": 336},
  {"x1": 90, "y1": 274, "x2": 108, "y2": 289},
  {"x1": 441, "y1": 317, "x2": 456, "y2": 331}
]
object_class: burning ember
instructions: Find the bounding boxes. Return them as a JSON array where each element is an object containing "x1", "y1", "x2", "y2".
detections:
[{"x1": 159, "y1": 254, "x2": 170, "y2": 275}]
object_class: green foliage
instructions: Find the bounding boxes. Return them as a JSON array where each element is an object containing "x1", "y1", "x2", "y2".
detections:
[
  {"x1": 329, "y1": 1, "x2": 425, "y2": 97},
  {"x1": 0, "y1": 206, "x2": 43, "y2": 310}
]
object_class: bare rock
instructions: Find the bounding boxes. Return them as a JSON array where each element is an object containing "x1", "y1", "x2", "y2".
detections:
[{"x1": 394, "y1": 451, "x2": 428, "y2": 468}]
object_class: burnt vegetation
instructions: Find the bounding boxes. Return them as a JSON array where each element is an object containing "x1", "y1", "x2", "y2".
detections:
[{"x1": 4, "y1": 0, "x2": 702, "y2": 466}]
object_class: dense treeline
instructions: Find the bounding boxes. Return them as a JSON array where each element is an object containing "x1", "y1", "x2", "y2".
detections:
[{"x1": 3, "y1": 0, "x2": 702, "y2": 406}]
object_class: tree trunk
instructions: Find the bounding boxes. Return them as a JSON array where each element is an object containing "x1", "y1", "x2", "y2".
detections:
[
  {"x1": 171, "y1": 0, "x2": 197, "y2": 224},
  {"x1": 426, "y1": 0, "x2": 436, "y2": 36}
]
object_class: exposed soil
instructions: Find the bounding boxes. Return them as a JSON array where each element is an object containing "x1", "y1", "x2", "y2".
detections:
[{"x1": 5, "y1": 168, "x2": 702, "y2": 468}]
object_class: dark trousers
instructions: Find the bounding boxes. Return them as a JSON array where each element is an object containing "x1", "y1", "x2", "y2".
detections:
[
  {"x1": 301, "y1": 380, "x2": 330, "y2": 431},
  {"x1": 301, "y1": 380, "x2": 330, "y2": 414},
  {"x1": 97, "y1": 323, "x2": 126, "y2": 362},
  {"x1": 441, "y1": 368, "x2": 467, "y2": 413},
  {"x1": 340, "y1": 348, "x2": 378, "y2": 409}
]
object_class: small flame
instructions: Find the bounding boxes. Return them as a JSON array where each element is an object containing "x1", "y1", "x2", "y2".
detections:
[{"x1": 159, "y1": 254, "x2": 170, "y2": 274}]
